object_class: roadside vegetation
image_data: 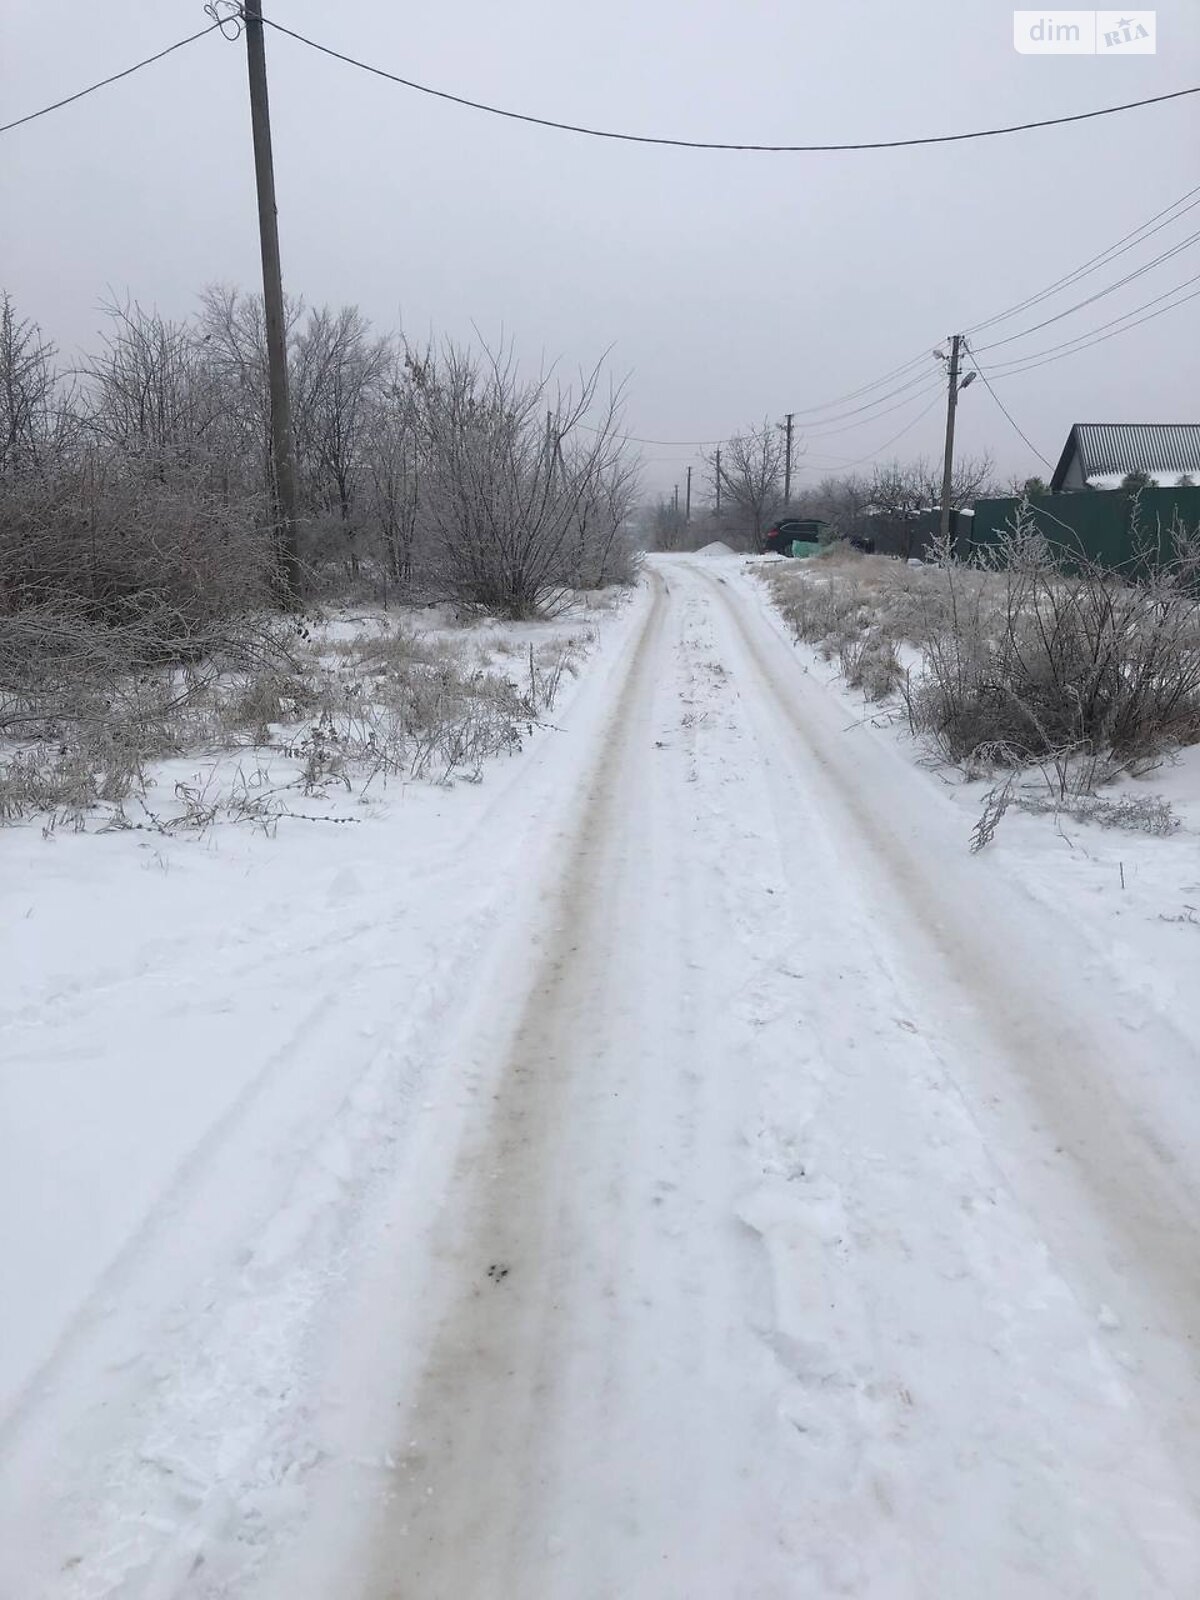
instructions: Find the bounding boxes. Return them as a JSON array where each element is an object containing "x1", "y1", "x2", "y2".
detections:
[
  {"x1": 764, "y1": 511, "x2": 1200, "y2": 845},
  {"x1": 642, "y1": 420, "x2": 996, "y2": 554},
  {"x1": 0, "y1": 289, "x2": 637, "y2": 826}
]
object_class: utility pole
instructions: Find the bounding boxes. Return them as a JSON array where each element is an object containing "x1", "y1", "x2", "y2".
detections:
[
  {"x1": 673, "y1": 483, "x2": 680, "y2": 517},
  {"x1": 715, "y1": 446, "x2": 722, "y2": 515},
  {"x1": 938, "y1": 334, "x2": 963, "y2": 548},
  {"x1": 783, "y1": 413, "x2": 795, "y2": 506},
  {"x1": 545, "y1": 410, "x2": 562, "y2": 481},
  {"x1": 685, "y1": 465, "x2": 692, "y2": 522},
  {"x1": 244, "y1": 0, "x2": 300, "y2": 604}
]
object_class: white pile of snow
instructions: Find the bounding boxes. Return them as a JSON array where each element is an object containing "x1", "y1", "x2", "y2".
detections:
[{"x1": 694, "y1": 540, "x2": 736, "y2": 557}]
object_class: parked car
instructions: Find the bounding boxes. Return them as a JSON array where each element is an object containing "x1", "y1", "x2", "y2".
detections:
[{"x1": 763, "y1": 518, "x2": 825, "y2": 555}]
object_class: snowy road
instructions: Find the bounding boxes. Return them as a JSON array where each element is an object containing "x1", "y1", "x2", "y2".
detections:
[{"x1": 5, "y1": 555, "x2": 1200, "y2": 1597}]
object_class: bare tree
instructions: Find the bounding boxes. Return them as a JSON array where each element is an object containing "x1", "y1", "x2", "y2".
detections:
[
  {"x1": 868, "y1": 452, "x2": 997, "y2": 520},
  {"x1": 793, "y1": 471, "x2": 874, "y2": 545},
  {"x1": 0, "y1": 293, "x2": 68, "y2": 479},
  {"x1": 292, "y1": 305, "x2": 391, "y2": 576},
  {"x1": 702, "y1": 422, "x2": 784, "y2": 551},
  {"x1": 411, "y1": 341, "x2": 633, "y2": 616},
  {"x1": 646, "y1": 495, "x2": 689, "y2": 551},
  {"x1": 364, "y1": 353, "x2": 422, "y2": 589},
  {"x1": 864, "y1": 452, "x2": 996, "y2": 558},
  {"x1": 564, "y1": 452, "x2": 640, "y2": 585},
  {"x1": 85, "y1": 298, "x2": 223, "y2": 474},
  {"x1": 198, "y1": 284, "x2": 305, "y2": 506}
]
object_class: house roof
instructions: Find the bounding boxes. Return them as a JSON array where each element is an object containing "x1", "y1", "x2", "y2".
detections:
[{"x1": 1051, "y1": 422, "x2": 1200, "y2": 491}]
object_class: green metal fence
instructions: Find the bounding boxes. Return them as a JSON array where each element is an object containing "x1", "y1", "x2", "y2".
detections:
[{"x1": 968, "y1": 486, "x2": 1200, "y2": 571}]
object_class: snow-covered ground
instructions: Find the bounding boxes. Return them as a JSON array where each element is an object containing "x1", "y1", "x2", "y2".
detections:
[{"x1": 3, "y1": 556, "x2": 1200, "y2": 1597}]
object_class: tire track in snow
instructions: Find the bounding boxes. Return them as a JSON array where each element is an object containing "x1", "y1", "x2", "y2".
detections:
[
  {"x1": 358, "y1": 575, "x2": 673, "y2": 1595},
  {"x1": 694, "y1": 558, "x2": 1200, "y2": 1520},
  {"x1": 358, "y1": 574, "x2": 804, "y2": 1599}
]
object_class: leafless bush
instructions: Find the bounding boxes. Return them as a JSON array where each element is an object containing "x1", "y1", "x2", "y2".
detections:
[
  {"x1": 766, "y1": 566, "x2": 870, "y2": 653},
  {"x1": 773, "y1": 518, "x2": 1200, "y2": 768},
  {"x1": 523, "y1": 637, "x2": 586, "y2": 713},
  {"x1": 1017, "y1": 791, "x2": 1178, "y2": 835},
  {"x1": 283, "y1": 661, "x2": 527, "y2": 792},
  {"x1": 840, "y1": 633, "x2": 903, "y2": 701},
  {"x1": 908, "y1": 515, "x2": 1200, "y2": 764},
  {"x1": 766, "y1": 519, "x2": 1200, "y2": 849},
  {"x1": 0, "y1": 722, "x2": 150, "y2": 820},
  {"x1": 969, "y1": 776, "x2": 1016, "y2": 853},
  {"x1": 223, "y1": 666, "x2": 316, "y2": 739},
  {"x1": 970, "y1": 770, "x2": 1178, "y2": 852},
  {"x1": 409, "y1": 340, "x2": 636, "y2": 618},
  {"x1": 0, "y1": 460, "x2": 274, "y2": 639}
]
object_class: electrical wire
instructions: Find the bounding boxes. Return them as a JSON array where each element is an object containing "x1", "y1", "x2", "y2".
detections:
[
  {"x1": 786, "y1": 350, "x2": 932, "y2": 415},
  {"x1": 581, "y1": 426, "x2": 728, "y2": 447},
  {"x1": 615, "y1": 241, "x2": 1200, "y2": 457},
  {"x1": 801, "y1": 376, "x2": 946, "y2": 440},
  {"x1": 973, "y1": 225, "x2": 1200, "y2": 352},
  {"x1": 0, "y1": 21, "x2": 226, "y2": 135},
  {"x1": 986, "y1": 266, "x2": 1200, "y2": 374},
  {"x1": 840, "y1": 391, "x2": 946, "y2": 469},
  {"x1": 965, "y1": 181, "x2": 1200, "y2": 337},
  {"x1": 962, "y1": 346, "x2": 1053, "y2": 468},
  {"x1": 595, "y1": 368, "x2": 943, "y2": 452},
  {"x1": 783, "y1": 366, "x2": 942, "y2": 431},
  {"x1": 988, "y1": 279, "x2": 1200, "y2": 379},
  {"x1": 587, "y1": 183, "x2": 1200, "y2": 452},
  {"x1": 259, "y1": 16, "x2": 1200, "y2": 155}
]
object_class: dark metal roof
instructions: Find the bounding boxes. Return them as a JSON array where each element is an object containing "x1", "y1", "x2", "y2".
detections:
[{"x1": 1051, "y1": 422, "x2": 1200, "y2": 490}]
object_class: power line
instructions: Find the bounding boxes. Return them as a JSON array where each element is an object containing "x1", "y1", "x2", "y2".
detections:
[
  {"x1": 973, "y1": 225, "x2": 1200, "y2": 352},
  {"x1": 797, "y1": 367, "x2": 944, "y2": 432},
  {"x1": 583, "y1": 426, "x2": 727, "y2": 447},
  {"x1": 606, "y1": 247, "x2": 1200, "y2": 459},
  {"x1": 988, "y1": 267, "x2": 1200, "y2": 375},
  {"x1": 588, "y1": 181, "x2": 1200, "y2": 453},
  {"x1": 963, "y1": 346, "x2": 1053, "y2": 468},
  {"x1": 990, "y1": 279, "x2": 1200, "y2": 380},
  {"x1": 965, "y1": 181, "x2": 1200, "y2": 337},
  {"x1": 0, "y1": 21, "x2": 226, "y2": 135},
  {"x1": 802, "y1": 376, "x2": 946, "y2": 439},
  {"x1": 260, "y1": 17, "x2": 1200, "y2": 154},
  {"x1": 841, "y1": 392, "x2": 946, "y2": 469},
  {"x1": 4, "y1": 13, "x2": 1196, "y2": 155},
  {"x1": 786, "y1": 350, "x2": 931, "y2": 415}
]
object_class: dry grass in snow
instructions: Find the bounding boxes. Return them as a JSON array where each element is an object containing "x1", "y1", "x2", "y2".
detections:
[
  {"x1": 0, "y1": 597, "x2": 611, "y2": 835},
  {"x1": 763, "y1": 529, "x2": 1200, "y2": 846}
]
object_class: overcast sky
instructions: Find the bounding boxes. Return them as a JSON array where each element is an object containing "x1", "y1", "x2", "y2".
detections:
[{"x1": 3, "y1": 0, "x2": 1198, "y2": 496}]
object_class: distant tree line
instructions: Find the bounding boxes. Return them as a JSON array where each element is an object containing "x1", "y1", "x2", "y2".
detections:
[{"x1": 639, "y1": 415, "x2": 997, "y2": 554}]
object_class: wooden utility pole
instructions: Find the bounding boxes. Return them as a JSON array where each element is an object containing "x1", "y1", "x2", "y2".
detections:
[
  {"x1": 938, "y1": 334, "x2": 963, "y2": 548},
  {"x1": 673, "y1": 484, "x2": 679, "y2": 516},
  {"x1": 685, "y1": 465, "x2": 692, "y2": 522},
  {"x1": 545, "y1": 410, "x2": 562, "y2": 481},
  {"x1": 783, "y1": 413, "x2": 795, "y2": 506},
  {"x1": 244, "y1": 0, "x2": 300, "y2": 603},
  {"x1": 714, "y1": 446, "x2": 722, "y2": 515}
]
